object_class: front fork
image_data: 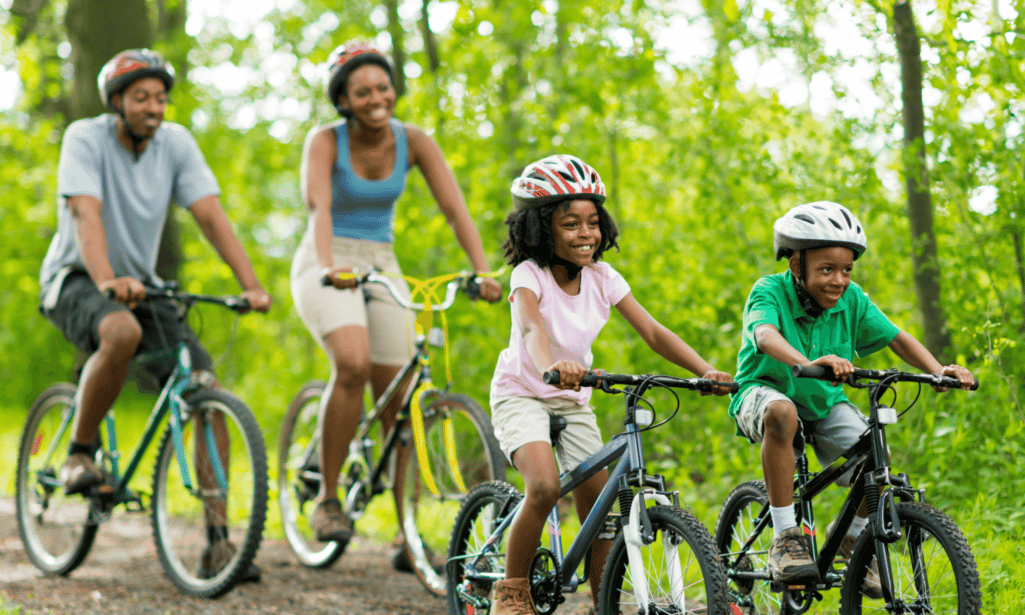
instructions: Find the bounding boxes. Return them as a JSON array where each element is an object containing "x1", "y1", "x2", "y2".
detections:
[
  {"x1": 623, "y1": 488, "x2": 682, "y2": 610},
  {"x1": 863, "y1": 469, "x2": 919, "y2": 604}
]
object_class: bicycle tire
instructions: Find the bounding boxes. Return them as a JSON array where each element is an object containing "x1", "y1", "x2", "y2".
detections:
[
  {"x1": 446, "y1": 481, "x2": 523, "y2": 615},
  {"x1": 599, "y1": 504, "x2": 731, "y2": 615},
  {"x1": 714, "y1": 480, "x2": 795, "y2": 615},
  {"x1": 399, "y1": 392, "x2": 506, "y2": 596},
  {"x1": 276, "y1": 380, "x2": 349, "y2": 568},
  {"x1": 839, "y1": 501, "x2": 981, "y2": 615},
  {"x1": 150, "y1": 388, "x2": 268, "y2": 598},
  {"x1": 15, "y1": 382, "x2": 98, "y2": 576}
]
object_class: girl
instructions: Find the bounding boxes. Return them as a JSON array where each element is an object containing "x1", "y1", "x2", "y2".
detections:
[{"x1": 488, "y1": 154, "x2": 732, "y2": 614}]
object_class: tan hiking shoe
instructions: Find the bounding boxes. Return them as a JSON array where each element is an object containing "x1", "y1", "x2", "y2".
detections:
[
  {"x1": 197, "y1": 539, "x2": 261, "y2": 583},
  {"x1": 768, "y1": 526, "x2": 819, "y2": 583},
  {"x1": 60, "y1": 453, "x2": 103, "y2": 495},
  {"x1": 836, "y1": 533, "x2": 883, "y2": 599},
  {"x1": 492, "y1": 578, "x2": 536, "y2": 615},
  {"x1": 310, "y1": 498, "x2": 353, "y2": 543}
]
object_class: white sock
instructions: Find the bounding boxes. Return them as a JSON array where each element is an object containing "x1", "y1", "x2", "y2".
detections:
[
  {"x1": 771, "y1": 505, "x2": 797, "y2": 536},
  {"x1": 848, "y1": 515, "x2": 868, "y2": 537}
]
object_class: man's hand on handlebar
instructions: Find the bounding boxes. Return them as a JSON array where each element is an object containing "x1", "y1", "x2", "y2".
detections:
[
  {"x1": 701, "y1": 369, "x2": 735, "y2": 396},
  {"x1": 99, "y1": 277, "x2": 147, "y2": 309},
  {"x1": 545, "y1": 360, "x2": 588, "y2": 392}
]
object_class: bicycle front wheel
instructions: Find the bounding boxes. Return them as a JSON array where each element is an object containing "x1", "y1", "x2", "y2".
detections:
[
  {"x1": 599, "y1": 505, "x2": 730, "y2": 615},
  {"x1": 277, "y1": 380, "x2": 348, "y2": 568},
  {"x1": 840, "y1": 501, "x2": 981, "y2": 615},
  {"x1": 446, "y1": 481, "x2": 522, "y2": 615},
  {"x1": 151, "y1": 388, "x2": 268, "y2": 598},
  {"x1": 15, "y1": 383, "x2": 98, "y2": 575},
  {"x1": 399, "y1": 392, "x2": 506, "y2": 596}
]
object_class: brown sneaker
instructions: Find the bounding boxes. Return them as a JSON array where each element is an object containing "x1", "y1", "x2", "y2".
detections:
[
  {"x1": 492, "y1": 578, "x2": 536, "y2": 615},
  {"x1": 197, "y1": 538, "x2": 261, "y2": 583},
  {"x1": 768, "y1": 526, "x2": 819, "y2": 583},
  {"x1": 836, "y1": 533, "x2": 883, "y2": 599},
  {"x1": 310, "y1": 499, "x2": 353, "y2": 543},
  {"x1": 60, "y1": 453, "x2": 103, "y2": 495},
  {"x1": 391, "y1": 541, "x2": 444, "y2": 574}
]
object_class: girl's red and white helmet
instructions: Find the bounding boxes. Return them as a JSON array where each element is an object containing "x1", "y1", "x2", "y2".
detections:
[
  {"x1": 97, "y1": 49, "x2": 175, "y2": 112},
  {"x1": 511, "y1": 155, "x2": 607, "y2": 208}
]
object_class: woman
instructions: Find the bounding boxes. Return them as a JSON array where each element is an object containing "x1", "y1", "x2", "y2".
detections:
[{"x1": 290, "y1": 41, "x2": 502, "y2": 563}]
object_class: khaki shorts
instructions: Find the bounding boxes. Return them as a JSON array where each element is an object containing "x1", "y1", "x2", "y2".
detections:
[
  {"x1": 735, "y1": 385, "x2": 870, "y2": 486},
  {"x1": 290, "y1": 229, "x2": 415, "y2": 365},
  {"x1": 490, "y1": 394, "x2": 605, "y2": 472}
]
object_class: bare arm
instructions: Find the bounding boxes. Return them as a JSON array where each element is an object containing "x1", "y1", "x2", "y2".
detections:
[
  {"x1": 68, "y1": 195, "x2": 146, "y2": 306},
  {"x1": 754, "y1": 323, "x2": 855, "y2": 382},
  {"x1": 511, "y1": 287, "x2": 586, "y2": 390},
  {"x1": 888, "y1": 330, "x2": 974, "y2": 389},
  {"x1": 616, "y1": 293, "x2": 732, "y2": 393},
  {"x1": 407, "y1": 126, "x2": 501, "y2": 301},
  {"x1": 189, "y1": 195, "x2": 272, "y2": 311}
]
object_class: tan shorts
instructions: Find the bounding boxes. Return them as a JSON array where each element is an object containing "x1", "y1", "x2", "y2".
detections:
[
  {"x1": 490, "y1": 394, "x2": 605, "y2": 472},
  {"x1": 290, "y1": 229, "x2": 416, "y2": 365}
]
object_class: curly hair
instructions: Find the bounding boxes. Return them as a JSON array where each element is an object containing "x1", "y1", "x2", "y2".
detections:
[{"x1": 501, "y1": 199, "x2": 619, "y2": 267}]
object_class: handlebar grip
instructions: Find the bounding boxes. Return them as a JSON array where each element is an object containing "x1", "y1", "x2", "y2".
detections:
[
  {"x1": 321, "y1": 274, "x2": 333, "y2": 287},
  {"x1": 542, "y1": 370, "x2": 599, "y2": 387},
  {"x1": 463, "y1": 276, "x2": 482, "y2": 301},
  {"x1": 792, "y1": 364, "x2": 834, "y2": 380},
  {"x1": 104, "y1": 288, "x2": 115, "y2": 300}
]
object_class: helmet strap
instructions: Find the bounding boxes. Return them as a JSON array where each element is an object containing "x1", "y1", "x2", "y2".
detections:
[
  {"x1": 793, "y1": 250, "x2": 824, "y2": 318},
  {"x1": 114, "y1": 104, "x2": 149, "y2": 160},
  {"x1": 549, "y1": 253, "x2": 583, "y2": 281}
]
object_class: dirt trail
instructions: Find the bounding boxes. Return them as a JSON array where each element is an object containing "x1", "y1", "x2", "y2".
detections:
[{"x1": 0, "y1": 497, "x2": 591, "y2": 614}]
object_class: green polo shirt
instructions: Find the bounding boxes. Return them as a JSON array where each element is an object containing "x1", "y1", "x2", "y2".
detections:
[{"x1": 729, "y1": 271, "x2": 900, "y2": 430}]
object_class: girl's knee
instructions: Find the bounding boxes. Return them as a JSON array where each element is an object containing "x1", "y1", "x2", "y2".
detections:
[{"x1": 523, "y1": 475, "x2": 561, "y2": 512}]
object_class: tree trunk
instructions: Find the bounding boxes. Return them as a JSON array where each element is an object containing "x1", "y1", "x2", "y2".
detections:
[
  {"x1": 419, "y1": 0, "x2": 439, "y2": 74},
  {"x1": 893, "y1": 0, "x2": 952, "y2": 360},
  {"x1": 384, "y1": 0, "x2": 407, "y2": 98}
]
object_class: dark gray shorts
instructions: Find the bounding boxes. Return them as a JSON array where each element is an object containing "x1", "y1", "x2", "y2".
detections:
[
  {"x1": 40, "y1": 271, "x2": 214, "y2": 383},
  {"x1": 735, "y1": 385, "x2": 870, "y2": 485}
]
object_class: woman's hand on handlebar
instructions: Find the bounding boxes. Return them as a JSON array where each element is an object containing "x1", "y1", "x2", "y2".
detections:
[
  {"x1": 937, "y1": 364, "x2": 975, "y2": 392},
  {"x1": 477, "y1": 277, "x2": 503, "y2": 304},
  {"x1": 240, "y1": 288, "x2": 273, "y2": 313},
  {"x1": 700, "y1": 369, "x2": 735, "y2": 396},
  {"x1": 320, "y1": 266, "x2": 361, "y2": 290},
  {"x1": 808, "y1": 354, "x2": 854, "y2": 386},
  {"x1": 545, "y1": 360, "x2": 588, "y2": 391},
  {"x1": 100, "y1": 277, "x2": 147, "y2": 309}
]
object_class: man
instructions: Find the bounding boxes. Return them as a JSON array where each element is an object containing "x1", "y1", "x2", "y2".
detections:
[{"x1": 38, "y1": 48, "x2": 272, "y2": 580}]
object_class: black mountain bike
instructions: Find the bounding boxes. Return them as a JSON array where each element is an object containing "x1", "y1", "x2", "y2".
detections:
[
  {"x1": 448, "y1": 370, "x2": 736, "y2": 615},
  {"x1": 16, "y1": 286, "x2": 267, "y2": 598},
  {"x1": 715, "y1": 365, "x2": 981, "y2": 614}
]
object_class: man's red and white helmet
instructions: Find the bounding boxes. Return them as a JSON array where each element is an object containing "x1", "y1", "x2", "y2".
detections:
[
  {"x1": 511, "y1": 155, "x2": 607, "y2": 208},
  {"x1": 97, "y1": 49, "x2": 175, "y2": 112}
]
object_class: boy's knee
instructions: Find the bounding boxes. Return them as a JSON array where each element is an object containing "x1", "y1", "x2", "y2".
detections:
[
  {"x1": 97, "y1": 311, "x2": 142, "y2": 354},
  {"x1": 762, "y1": 400, "x2": 798, "y2": 438}
]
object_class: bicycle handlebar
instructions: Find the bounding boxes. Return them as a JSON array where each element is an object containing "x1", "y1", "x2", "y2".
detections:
[
  {"x1": 792, "y1": 364, "x2": 979, "y2": 391},
  {"x1": 320, "y1": 269, "x2": 482, "y2": 311},
  {"x1": 542, "y1": 370, "x2": 739, "y2": 394},
  {"x1": 105, "y1": 286, "x2": 251, "y2": 312}
]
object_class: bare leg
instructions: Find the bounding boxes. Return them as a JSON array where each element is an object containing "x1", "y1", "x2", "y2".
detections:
[
  {"x1": 506, "y1": 442, "x2": 562, "y2": 579},
  {"x1": 71, "y1": 310, "x2": 141, "y2": 445},
  {"x1": 761, "y1": 400, "x2": 799, "y2": 508},
  {"x1": 317, "y1": 325, "x2": 372, "y2": 503}
]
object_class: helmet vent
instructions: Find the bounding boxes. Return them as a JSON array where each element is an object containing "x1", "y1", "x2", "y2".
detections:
[
  {"x1": 840, "y1": 209, "x2": 852, "y2": 227},
  {"x1": 557, "y1": 170, "x2": 574, "y2": 181},
  {"x1": 829, "y1": 218, "x2": 843, "y2": 230},
  {"x1": 794, "y1": 214, "x2": 815, "y2": 225}
]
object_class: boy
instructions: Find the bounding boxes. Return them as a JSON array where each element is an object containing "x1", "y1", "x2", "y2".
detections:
[{"x1": 728, "y1": 201, "x2": 974, "y2": 589}]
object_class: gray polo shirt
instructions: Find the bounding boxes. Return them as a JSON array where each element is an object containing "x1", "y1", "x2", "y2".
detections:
[{"x1": 39, "y1": 114, "x2": 220, "y2": 297}]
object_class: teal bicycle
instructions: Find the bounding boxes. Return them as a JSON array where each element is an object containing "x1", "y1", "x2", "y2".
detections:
[{"x1": 16, "y1": 285, "x2": 268, "y2": 598}]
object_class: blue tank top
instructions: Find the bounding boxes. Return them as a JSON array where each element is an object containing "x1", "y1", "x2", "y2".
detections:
[{"x1": 331, "y1": 118, "x2": 410, "y2": 242}]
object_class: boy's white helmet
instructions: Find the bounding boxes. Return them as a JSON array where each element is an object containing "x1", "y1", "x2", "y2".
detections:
[{"x1": 773, "y1": 201, "x2": 867, "y2": 261}]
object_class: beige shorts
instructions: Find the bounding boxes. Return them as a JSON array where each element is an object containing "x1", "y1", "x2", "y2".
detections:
[
  {"x1": 490, "y1": 394, "x2": 605, "y2": 472},
  {"x1": 290, "y1": 229, "x2": 416, "y2": 365}
]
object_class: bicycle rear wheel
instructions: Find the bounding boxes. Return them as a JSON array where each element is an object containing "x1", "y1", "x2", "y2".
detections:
[
  {"x1": 599, "y1": 505, "x2": 730, "y2": 615},
  {"x1": 840, "y1": 501, "x2": 981, "y2": 615},
  {"x1": 277, "y1": 380, "x2": 349, "y2": 568},
  {"x1": 399, "y1": 392, "x2": 506, "y2": 596},
  {"x1": 714, "y1": 480, "x2": 788, "y2": 615},
  {"x1": 446, "y1": 481, "x2": 522, "y2": 615},
  {"x1": 151, "y1": 388, "x2": 268, "y2": 598},
  {"x1": 15, "y1": 383, "x2": 98, "y2": 575}
]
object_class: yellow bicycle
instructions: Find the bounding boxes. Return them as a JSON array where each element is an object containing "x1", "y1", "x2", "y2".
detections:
[{"x1": 277, "y1": 270, "x2": 505, "y2": 596}]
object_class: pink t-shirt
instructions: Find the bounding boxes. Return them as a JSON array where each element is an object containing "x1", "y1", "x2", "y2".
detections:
[{"x1": 490, "y1": 259, "x2": 631, "y2": 405}]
